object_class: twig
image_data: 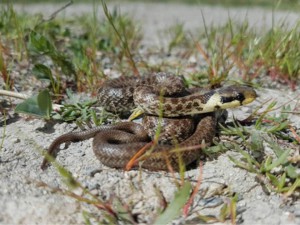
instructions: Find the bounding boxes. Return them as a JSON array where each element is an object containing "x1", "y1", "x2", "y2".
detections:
[
  {"x1": 0, "y1": 89, "x2": 28, "y2": 100},
  {"x1": 0, "y1": 89, "x2": 62, "y2": 110},
  {"x1": 36, "y1": 1, "x2": 73, "y2": 27}
]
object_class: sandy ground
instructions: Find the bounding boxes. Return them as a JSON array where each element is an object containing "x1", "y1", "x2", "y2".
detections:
[{"x1": 1, "y1": 2, "x2": 300, "y2": 225}]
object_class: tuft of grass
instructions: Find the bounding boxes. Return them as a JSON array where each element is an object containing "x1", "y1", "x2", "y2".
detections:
[
  {"x1": 51, "y1": 93, "x2": 114, "y2": 127},
  {"x1": 217, "y1": 101, "x2": 300, "y2": 198},
  {"x1": 101, "y1": 0, "x2": 140, "y2": 76},
  {"x1": 166, "y1": 23, "x2": 194, "y2": 54},
  {"x1": 0, "y1": 4, "x2": 29, "y2": 61},
  {"x1": 256, "y1": 23, "x2": 300, "y2": 90},
  {"x1": 164, "y1": 16, "x2": 300, "y2": 90}
]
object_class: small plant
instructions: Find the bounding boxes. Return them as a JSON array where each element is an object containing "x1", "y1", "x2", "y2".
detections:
[
  {"x1": 166, "y1": 23, "x2": 194, "y2": 53},
  {"x1": 101, "y1": 0, "x2": 140, "y2": 76},
  {"x1": 51, "y1": 98, "x2": 112, "y2": 127},
  {"x1": 28, "y1": 30, "x2": 76, "y2": 95},
  {"x1": 257, "y1": 23, "x2": 300, "y2": 90},
  {"x1": 0, "y1": 4, "x2": 29, "y2": 60},
  {"x1": 219, "y1": 101, "x2": 299, "y2": 198},
  {"x1": 184, "y1": 16, "x2": 300, "y2": 89}
]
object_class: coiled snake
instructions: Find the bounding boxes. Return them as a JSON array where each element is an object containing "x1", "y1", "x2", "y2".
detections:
[{"x1": 41, "y1": 72, "x2": 256, "y2": 171}]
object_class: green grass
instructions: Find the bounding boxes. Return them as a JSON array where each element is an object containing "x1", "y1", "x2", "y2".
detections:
[
  {"x1": 166, "y1": 17, "x2": 300, "y2": 89},
  {"x1": 0, "y1": 0, "x2": 299, "y2": 224},
  {"x1": 7, "y1": 0, "x2": 300, "y2": 11},
  {"x1": 220, "y1": 101, "x2": 299, "y2": 197}
]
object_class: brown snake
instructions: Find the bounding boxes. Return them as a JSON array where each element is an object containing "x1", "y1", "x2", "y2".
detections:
[{"x1": 41, "y1": 72, "x2": 257, "y2": 171}]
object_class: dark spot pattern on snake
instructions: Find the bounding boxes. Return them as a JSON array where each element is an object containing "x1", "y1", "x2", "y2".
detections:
[
  {"x1": 176, "y1": 104, "x2": 183, "y2": 111},
  {"x1": 185, "y1": 102, "x2": 192, "y2": 110}
]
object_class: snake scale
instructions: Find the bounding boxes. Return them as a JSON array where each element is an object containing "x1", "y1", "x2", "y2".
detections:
[{"x1": 41, "y1": 72, "x2": 257, "y2": 171}]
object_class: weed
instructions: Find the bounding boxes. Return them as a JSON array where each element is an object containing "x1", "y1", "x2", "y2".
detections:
[
  {"x1": 218, "y1": 101, "x2": 299, "y2": 197},
  {"x1": 28, "y1": 30, "x2": 76, "y2": 95},
  {"x1": 166, "y1": 23, "x2": 193, "y2": 53},
  {"x1": 181, "y1": 16, "x2": 300, "y2": 89},
  {"x1": 0, "y1": 4, "x2": 29, "y2": 60},
  {"x1": 101, "y1": 0, "x2": 140, "y2": 76},
  {"x1": 257, "y1": 23, "x2": 300, "y2": 90},
  {"x1": 51, "y1": 97, "x2": 112, "y2": 127}
]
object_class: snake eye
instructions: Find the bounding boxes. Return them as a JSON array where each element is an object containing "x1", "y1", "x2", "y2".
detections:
[{"x1": 236, "y1": 93, "x2": 245, "y2": 103}]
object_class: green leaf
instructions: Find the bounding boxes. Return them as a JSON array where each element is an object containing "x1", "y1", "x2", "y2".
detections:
[
  {"x1": 154, "y1": 182, "x2": 192, "y2": 225},
  {"x1": 267, "y1": 120, "x2": 289, "y2": 133},
  {"x1": 266, "y1": 172, "x2": 279, "y2": 187},
  {"x1": 219, "y1": 201, "x2": 229, "y2": 222},
  {"x1": 57, "y1": 165, "x2": 78, "y2": 189},
  {"x1": 286, "y1": 165, "x2": 298, "y2": 179},
  {"x1": 51, "y1": 53, "x2": 75, "y2": 76},
  {"x1": 228, "y1": 155, "x2": 252, "y2": 171},
  {"x1": 234, "y1": 144, "x2": 260, "y2": 171},
  {"x1": 277, "y1": 173, "x2": 287, "y2": 191},
  {"x1": 37, "y1": 90, "x2": 52, "y2": 119},
  {"x1": 267, "y1": 140, "x2": 285, "y2": 157},
  {"x1": 255, "y1": 101, "x2": 277, "y2": 129},
  {"x1": 113, "y1": 198, "x2": 134, "y2": 224},
  {"x1": 265, "y1": 149, "x2": 290, "y2": 172},
  {"x1": 32, "y1": 64, "x2": 53, "y2": 80},
  {"x1": 28, "y1": 30, "x2": 56, "y2": 55},
  {"x1": 249, "y1": 131, "x2": 264, "y2": 152},
  {"x1": 15, "y1": 90, "x2": 52, "y2": 119},
  {"x1": 284, "y1": 178, "x2": 300, "y2": 197},
  {"x1": 98, "y1": 38, "x2": 112, "y2": 51},
  {"x1": 82, "y1": 211, "x2": 93, "y2": 225},
  {"x1": 263, "y1": 156, "x2": 273, "y2": 170}
]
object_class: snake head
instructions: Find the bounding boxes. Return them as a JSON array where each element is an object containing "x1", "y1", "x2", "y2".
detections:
[{"x1": 218, "y1": 85, "x2": 257, "y2": 108}]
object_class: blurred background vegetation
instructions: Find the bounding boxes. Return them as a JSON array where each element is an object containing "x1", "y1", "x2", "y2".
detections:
[{"x1": 6, "y1": 0, "x2": 300, "y2": 10}]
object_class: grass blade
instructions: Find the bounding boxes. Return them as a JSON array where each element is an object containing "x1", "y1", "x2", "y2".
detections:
[
  {"x1": 264, "y1": 149, "x2": 290, "y2": 172},
  {"x1": 154, "y1": 182, "x2": 192, "y2": 225}
]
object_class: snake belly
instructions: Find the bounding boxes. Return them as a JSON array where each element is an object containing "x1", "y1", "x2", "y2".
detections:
[{"x1": 41, "y1": 72, "x2": 256, "y2": 171}]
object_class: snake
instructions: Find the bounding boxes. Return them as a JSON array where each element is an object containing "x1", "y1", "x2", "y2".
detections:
[{"x1": 41, "y1": 72, "x2": 257, "y2": 171}]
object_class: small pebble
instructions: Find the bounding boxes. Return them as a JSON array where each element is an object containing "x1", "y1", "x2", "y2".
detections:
[
  {"x1": 73, "y1": 188, "x2": 83, "y2": 196},
  {"x1": 256, "y1": 194, "x2": 262, "y2": 200},
  {"x1": 12, "y1": 138, "x2": 20, "y2": 144},
  {"x1": 271, "y1": 165, "x2": 283, "y2": 173},
  {"x1": 90, "y1": 189, "x2": 99, "y2": 196}
]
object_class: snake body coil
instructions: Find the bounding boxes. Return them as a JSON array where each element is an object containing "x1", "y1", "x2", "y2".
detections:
[{"x1": 41, "y1": 72, "x2": 256, "y2": 171}]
